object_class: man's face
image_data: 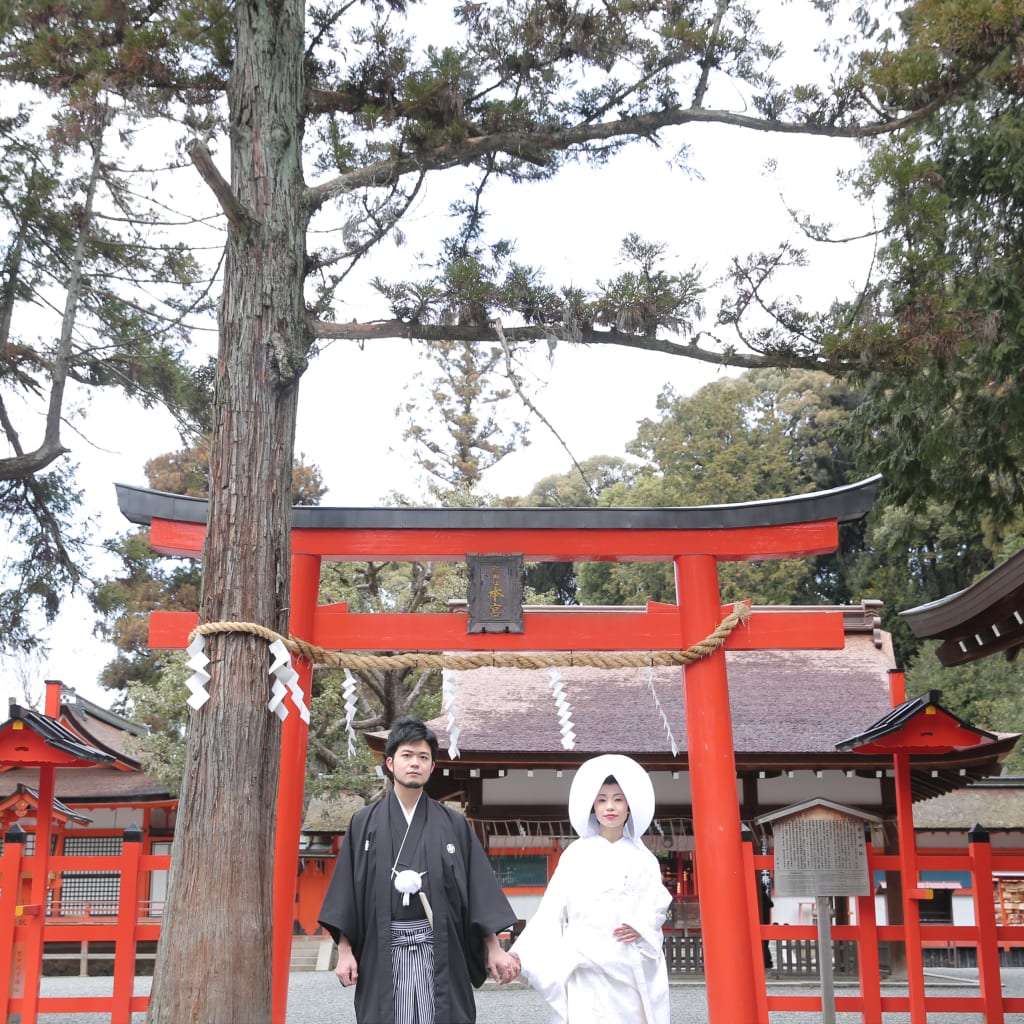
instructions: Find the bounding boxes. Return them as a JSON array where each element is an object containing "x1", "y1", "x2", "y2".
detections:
[{"x1": 387, "y1": 739, "x2": 435, "y2": 791}]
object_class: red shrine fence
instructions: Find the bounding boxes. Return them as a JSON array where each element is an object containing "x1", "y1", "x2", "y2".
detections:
[
  {"x1": 3, "y1": 824, "x2": 1024, "y2": 1022},
  {"x1": 1, "y1": 828, "x2": 169, "y2": 1022}
]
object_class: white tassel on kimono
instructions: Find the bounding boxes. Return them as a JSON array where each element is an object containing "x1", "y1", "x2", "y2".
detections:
[{"x1": 394, "y1": 869, "x2": 425, "y2": 906}]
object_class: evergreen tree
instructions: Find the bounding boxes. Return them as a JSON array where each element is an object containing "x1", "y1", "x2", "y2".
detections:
[{"x1": 0, "y1": 100, "x2": 211, "y2": 650}]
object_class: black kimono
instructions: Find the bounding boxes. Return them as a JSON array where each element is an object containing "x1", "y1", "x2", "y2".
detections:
[{"x1": 318, "y1": 793, "x2": 516, "y2": 1024}]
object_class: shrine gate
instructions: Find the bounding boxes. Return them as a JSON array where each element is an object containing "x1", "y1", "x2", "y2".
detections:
[{"x1": 116, "y1": 474, "x2": 883, "y2": 1024}]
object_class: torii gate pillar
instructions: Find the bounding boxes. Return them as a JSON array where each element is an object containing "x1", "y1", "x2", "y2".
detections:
[{"x1": 675, "y1": 554, "x2": 761, "y2": 1020}]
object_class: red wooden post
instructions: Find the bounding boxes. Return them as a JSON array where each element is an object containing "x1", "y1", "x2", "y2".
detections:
[
  {"x1": 968, "y1": 824, "x2": 1005, "y2": 1024},
  {"x1": 1, "y1": 824, "x2": 28, "y2": 1022},
  {"x1": 111, "y1": 825, "x2": 144, "y2": 1024},
  {"x1": 893, "y1": 749, "x2": 927, "y2": 1023},
  {"x1": 12, "y1": 684, "x2": 67, "y2": 1024},
  {"x1": 674, "y1": 555, "x2": 760, "y2": 1023},
  {"x1": 888, "y1": 667, "x2": 906, "y2": 707},
  {"x1": 271, "y1": 552, "x2": 321, "y2": 1024},
  {"x1": 741, "y1": 827, "x2": 770, "y2": 1024},
  {"x1": 17, "y1": 762, "x2": 56, "y2": 1024},
  {"x1": 854, "y1": 888, "x2": 883, "y2": 1024}
]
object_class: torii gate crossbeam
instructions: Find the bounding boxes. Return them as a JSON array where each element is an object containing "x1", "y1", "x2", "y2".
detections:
[{"x1": 117, "y1": 474, "x2": 880, "y2": 1024}]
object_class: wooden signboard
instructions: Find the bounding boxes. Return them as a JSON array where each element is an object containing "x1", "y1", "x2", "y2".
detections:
[{"x1": 772, "y1": 805, "x2": 871, "y2": 898}]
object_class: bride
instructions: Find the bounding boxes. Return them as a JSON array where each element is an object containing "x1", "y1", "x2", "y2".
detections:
[{"x1": 509, "y1": 753, "x2": 671, "y2": 1024}]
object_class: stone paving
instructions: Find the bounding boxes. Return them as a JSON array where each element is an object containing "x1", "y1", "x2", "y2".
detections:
[{"x1": 28, "y1": 967, "x2": 1024, "y2": 1023}]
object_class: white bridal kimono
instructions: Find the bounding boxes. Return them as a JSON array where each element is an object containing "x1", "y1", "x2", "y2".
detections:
[{"x1": 511, "y1": 832, "x2": 671, "y2": 1024}]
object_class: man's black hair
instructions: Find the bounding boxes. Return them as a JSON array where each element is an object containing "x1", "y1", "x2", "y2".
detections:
[{"x1": 386, "y1": 716, "x2": 440, "y2": 762}]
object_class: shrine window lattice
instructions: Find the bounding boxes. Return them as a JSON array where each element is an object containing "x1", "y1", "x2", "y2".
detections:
[
  {"x1": 54, "y1": 834, "x2": 124, "y2": 917},
  {"x1": 0, "y1": 833, "x2": 38, "y2": 856}
]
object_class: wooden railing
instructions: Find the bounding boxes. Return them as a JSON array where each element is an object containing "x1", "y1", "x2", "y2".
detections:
[
  {"x1": 663, "y1": 932, "x2": 704, "y2": 974},
  {"x1": 662, "y1": 934, "x2": 868, "y2": 978},
  {"x1": 1, "y1": 828, "x2": 170, "y2": 1023},
  {"x1": 753, "y1": 842, "x2": 1024, "y2": 1020}
]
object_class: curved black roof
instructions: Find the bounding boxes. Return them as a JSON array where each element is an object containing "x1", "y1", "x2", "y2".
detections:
[
  {"x1": 2, "y1": 705, "x2": 115, "y2": 767},
  {"x1": 115, "y1": 475, "x2": 881, "y2": 532},
  {"x1": 900, "y1": 547, "x2": 1024, "y2": 666}
]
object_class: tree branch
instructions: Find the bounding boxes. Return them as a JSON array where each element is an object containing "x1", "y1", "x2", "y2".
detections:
[
  {"x1": 0, "y1": 126, "x2": 109, "y2": 483},
  {"x1": 187, "y1": 139, "x2": 250, "y2": 232},
  {"x1": 692, "y1": 0, "x2": 732, "y2": 108},
  {"x1": 492, "y1": 318, "x2": 597, "y2": 499},
  {"x1": 306, "y1": 100, "x2": 952, "y2": 212},
  {"x1": 312, "y1": 316, "x2": 819, "y2": 370}
]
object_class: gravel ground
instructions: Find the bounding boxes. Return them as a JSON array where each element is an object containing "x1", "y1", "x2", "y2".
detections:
[{"x1": 27, "y1": 967, "x2": 1024, "y2": 1023}]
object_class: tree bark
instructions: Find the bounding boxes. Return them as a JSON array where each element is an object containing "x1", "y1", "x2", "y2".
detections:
[{"x1": 146, "y1": 0, "x2": 310, "y2": 1019}]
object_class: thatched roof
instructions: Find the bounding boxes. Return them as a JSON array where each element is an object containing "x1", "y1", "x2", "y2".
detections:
[
  {"x1": 913, "y1": 780, "x2": 1024, "y2": 830},
  {"x1": 421, "y1": 632, "x2": 898, "y2": 764}
]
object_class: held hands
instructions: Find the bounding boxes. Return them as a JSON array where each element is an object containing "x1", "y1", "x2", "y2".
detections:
[
  {"x1": 613, "y1": 924, "x2": 641, "y2": 944},
  {"x1": 488, "y1": 947, "x2": 521, "y2": 985},
  {"x1": 485, "y1": 940, "x2": 522, "y2": 985}
]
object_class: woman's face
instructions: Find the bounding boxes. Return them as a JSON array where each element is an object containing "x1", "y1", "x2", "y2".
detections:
[{"x1": 593, "y1": 782, "x2": 630, "y2": 831}]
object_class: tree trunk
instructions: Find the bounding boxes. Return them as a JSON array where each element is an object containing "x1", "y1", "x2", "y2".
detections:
[{"x1": 146, "y1": 0, "x2": 309, "y2": 1019}]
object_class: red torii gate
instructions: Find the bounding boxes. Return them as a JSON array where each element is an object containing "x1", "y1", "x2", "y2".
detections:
[{"x1": 117, "y1": 474, "x2": 881, "y2": 1024}]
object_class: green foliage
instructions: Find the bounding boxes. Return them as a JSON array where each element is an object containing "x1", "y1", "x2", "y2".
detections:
[
  {"x1": 0, "y1": 90, "x2": 214, "y2": 653},
  {"x1": 834, "y1": 38, "x2": 1024, "y2": 526},
  {"x1": 593, "y1": 235, "x2": 705, "y2": 338},
  {"x1": 119, "y1": 651, "x2": 192, "y2": 796},
  {"x1": 0, "y1": 464, "x2": 87, "y2": 652},
  {"x1": 375, "y1": 229, "x2": 706, "y2": 357},
  {"x1": 91, "y1": 529, "x2": 202, "y2": 692},
  {"x1": 575, "y1": 368, "x2": 868, "y2": 606},
  {"x1": 509, "y1": 456, "x2": 641, "y2": 605},
  {"x1": 844, "y1": 499, "x2": 1000, "y2": 668},
  {"x1": 305, "y1": 675, "x2": 385, "y2": 802},
  {"x1": 520, "y1": 455, "x2": 640, "y2": 509},
  {"x1": 398, "y1": 339, "x2": 528, "y2": 489}
]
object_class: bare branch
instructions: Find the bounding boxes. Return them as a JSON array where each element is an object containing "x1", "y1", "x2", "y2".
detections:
[
  {"x1": 692, "y1": 0, "x2": 732, "y2": 108},
  {"x1": 187, "y1": 139, "x2": 250, "y2": 231},
  {"x1": 492, "y1": 318, "x2": 597, "y2": 499}
]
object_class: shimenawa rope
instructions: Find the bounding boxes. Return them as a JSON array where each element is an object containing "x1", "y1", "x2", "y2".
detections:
[{"x1": 186, "y1": 602, "x2": 751, "y2": 672}]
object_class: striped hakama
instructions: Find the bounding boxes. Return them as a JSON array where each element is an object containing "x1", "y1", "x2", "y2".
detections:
[{"x1": 391, "y1": 919, "x2": 434, "y2": 1024}]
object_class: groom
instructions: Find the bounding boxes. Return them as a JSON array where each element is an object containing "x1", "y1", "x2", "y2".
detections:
[{"x1": 319, "y1": 716, "x2": 520, "y2": 1023}]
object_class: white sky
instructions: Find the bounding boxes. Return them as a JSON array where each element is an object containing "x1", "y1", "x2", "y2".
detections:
[{"x1": 0, "y1": 31, "x2": 878, "y2": 711}]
